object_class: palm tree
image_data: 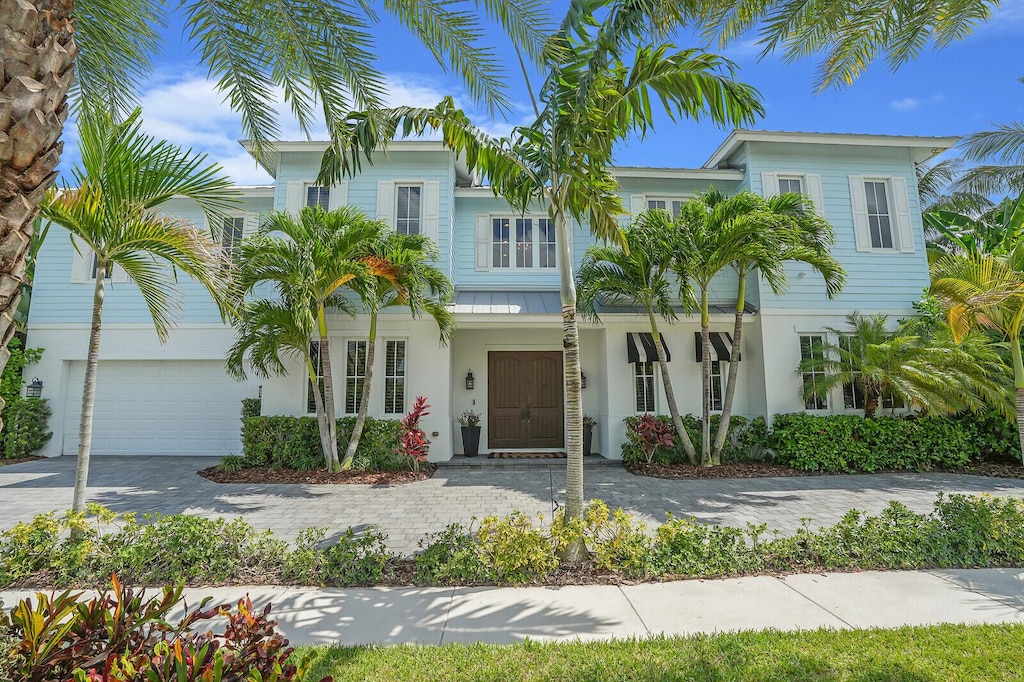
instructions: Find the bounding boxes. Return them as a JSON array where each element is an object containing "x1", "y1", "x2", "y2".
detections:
[
  {"x1": 931, "y1": 247, "x2": 1024, "y2": 462},
  {"x1": 957, "y1": 80, "x2": 1024, "y2": 198},
  {"x1": 916, "y1": 159, "x2": 992, "y2": 216},
  {"x1": 576, "y1": 215, "x2": 699, "y2": 464},
  {"x1": 321, "y1": 1, "x2": 763, "y2": 558},
  {"x1": 0, "y1": 0, "x2": 552, "y2": 425},
  {"x1": 38, "y1": 109, "x2": 236, "y2": 513},
  {"x1": 341, "y1": 230, "x2": 455, "y2": 470},
  {"x1": 710, "y1": 192, "x2": 845, "y2": 464},
  {"x1": 232, "y1": 206, "x2": 387, "y2": 472},
  {"x1": 798, "y1": 312, "x2": 1012, "y2": 420}
]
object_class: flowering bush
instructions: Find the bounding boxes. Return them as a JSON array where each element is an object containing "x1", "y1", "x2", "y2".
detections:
[
  {"x1": 396, "y1": 396, "x2": 431, "y2": 471},
  {"x1": 623, "y1": 414, "x2": 675, "y2": 464},
  {"x1": 457, "y1": 409, "x2": 480, "y2": 427}
]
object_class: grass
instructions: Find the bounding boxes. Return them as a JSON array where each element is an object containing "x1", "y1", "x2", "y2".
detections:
[{"x1": 296, "y1": 623, "x2": 1024, "y2": 681}]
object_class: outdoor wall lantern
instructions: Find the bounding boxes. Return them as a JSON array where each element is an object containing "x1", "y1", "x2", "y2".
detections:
[
  {"x1": 581, "y1": 371, "x2": 587, "y2": 389},
  {"x1": 26, "y1": 377, "x2": 42, "y2": 398},
  {"x1": 465, "y1": 370, "x2": 475, "y2": 390}
]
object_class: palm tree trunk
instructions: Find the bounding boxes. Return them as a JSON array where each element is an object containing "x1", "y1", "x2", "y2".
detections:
[
  {"x1": 700, "y1": 289, "x2": 712, "y2": 466},
  {"x1": 342, "y1": 310, "x2": 376, "y2": 470},
  {"x1": 71, "y1": 261, "x2": 105, "y2": 516},
  {"x1": 317, "y1": 308, "x2": 341, "y2": 471},
  {"x1": 0, "y1": 0, "x2": 77, "y2": 429},
  {"x1": 555, "y1": 209, "x2": 587, "y2": 565},
  {"x1": 307, "y1": 355, "x2": 336, "y2": 471},
  {"x1": 1012, "y1": 337, "x2": 1024, "y2": 465},
  {"x1": 648, "y1": 309, "x2": 696, "y2": 464},
  {"x1": 712, "y1": 275, "x2": 745, "y2": 462}
]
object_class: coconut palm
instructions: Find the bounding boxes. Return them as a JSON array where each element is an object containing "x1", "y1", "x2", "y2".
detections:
[
  {"x1": 321, "y1": 0, "x2": 762, "y2": 557},
  {"x1": 576, "y1": 215, "x2": 699, "y2": 464},
  {"x1": 38, "y1": 108, "x2": 236, "y2": 513},
  {"x1": 710, "y1": 191, "x2": 845, "y2": 463},
  {"x1": 0, "y1": 0, "x2": 552, "y2": 425},
  {"x1": 931, "y1": 246, "x2": 1024, "y2": 461},
  {"x1": 341, "y1": 230, "x2": 455, "y2": 470},
  {"x1": 231, "y1": 206, "x2": 388, "y2": 472},
  {"x1": 797, "y1": 312, "x2": 1012, "y2": 420}
]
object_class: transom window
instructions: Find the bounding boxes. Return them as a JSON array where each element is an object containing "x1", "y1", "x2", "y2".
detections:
[
  {"x1": 384, "y1": 340, "x2": 407, "y2": 414},
  {"x1": 345, "y1": 340, "x2": 368, "y2": 414},
  {"x1": 306, "y1": 341, "x2": 325, "y2": 413},
  {"x1": 221, "y1": 216, "x2": 244, "y2": 261},
  {"x1": 799, "y1": 334, "x2": 828, "y2": 410},
  {"x1": 647, "y1": 198, "x2": 684, "y2": 218},
  {"x1": 710, "y1": 360, "x2": 723, "y2": 411},
  {"x1": 396, "y1": 185, "x2": 421, "y2": 235},
  {"x1": 492, "y1": 217, "x2": 556, "y2": 269},
  {"x1": 634, "y1": 362, "x2": 655, "y2": 413},
  {"x1": 864, "y1": 180, "x2": 894, "y2": 249},
  {"x1": 306, "y1": 185, "x2": 330, "y2": 210},
  {"x1": 778, "y1": 176, "x2": 804, "y2": 195}
]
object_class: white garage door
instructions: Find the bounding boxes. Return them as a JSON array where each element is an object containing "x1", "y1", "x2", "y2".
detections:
[{"x1": 63, "y1": 361, "x2": 253, "y2": 456}]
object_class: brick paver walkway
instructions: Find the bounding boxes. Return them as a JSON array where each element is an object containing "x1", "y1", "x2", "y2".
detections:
[{"x1": 4, "y1": 457, "x2": 1024, "y2": 556}]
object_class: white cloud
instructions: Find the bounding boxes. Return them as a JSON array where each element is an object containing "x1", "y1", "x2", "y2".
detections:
[{"x1": 889, "y1": 93, "x2": 945, "y2": 113}]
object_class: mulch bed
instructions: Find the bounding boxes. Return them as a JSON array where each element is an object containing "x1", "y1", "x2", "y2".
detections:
[
  {"x1": 951, "y1": 463, "x2": 1024, "y2": 480},
  {"x1": 198, "y1": 465, "x2": 434, "y2": 485},
  {"x1": 0, "y1": 456, "x2": 46, "y2": 467},
  {"x1": 626, "y1": 461, "x2": 816, "y2": 479}
]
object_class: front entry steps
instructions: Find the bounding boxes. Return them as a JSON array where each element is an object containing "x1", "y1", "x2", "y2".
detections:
[
  {"x1": 489, "y1": 451, "x2": 566, "y2": 459},
  {"x1": 437, "y1": 454, "x2": 622, "y2": 468}
]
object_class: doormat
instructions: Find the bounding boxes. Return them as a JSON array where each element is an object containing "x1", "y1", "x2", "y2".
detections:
[{"x1": 488, "y1": 451, "x2": 567, "y2": 459}]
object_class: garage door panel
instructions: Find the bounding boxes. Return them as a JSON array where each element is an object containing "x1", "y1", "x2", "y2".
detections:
[{"x1": 63, "y1": 361, "x2": 252, "y2": 456}]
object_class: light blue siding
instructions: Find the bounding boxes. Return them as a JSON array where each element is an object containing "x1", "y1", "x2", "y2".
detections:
[{"x1": 746, "y1": 142, "x2": 928, "y2": 312}]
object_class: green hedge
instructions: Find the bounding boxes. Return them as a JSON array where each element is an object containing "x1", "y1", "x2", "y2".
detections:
[
  {"x1": 0, "y1": 398, "x2": 51, "y2": 459},
  {"x1": 240, "y1": 415, "x2": 404, "y2": 470},
  {"x1": 621, "y1": 414, "x2": 768, "y2": 465}
]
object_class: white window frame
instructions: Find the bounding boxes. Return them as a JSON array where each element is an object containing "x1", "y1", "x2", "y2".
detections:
[
  {"x1": 383, "y1": 338, "x2": 408, "y2": 415},
  {"x1": 776, "y1": 175, "x2": 805, "y2": 196},
  {"x1": 306, "y1": 341, "x2": 325, "y2": 414},
  {"x1": 344, "y1": 339, "x2": 369, "y2": 414},
  {"x1": 761, "y1": 172, "x2": 825, "y2": 216},
  {"x1": 220, "y1": 214, "x2": 245, "y2": 263},
  {"x1": 862, "y1": 178, "x2": 896, "y2": 250},
  {"x1": 394, "y1": 184, "x2": 422, "y2": 236},
  {"x1": 709, "y1": 360, "x2": 724, "y2": 412},
  {"x1": 645, "y1": 196, "x2": 687, "y2": 218},
  {"x1": 305, "y1": 184, "x2": 331, "y2": 210},
  {"x1": 798, "y1": 334, "x2": 829, "y2": 411},
  {"x1": 90, "y1": 253, "x2": 113, "y2": 281},
  {"x1": 633, "y1": 361, "x2": 657, "y2": 413},
  {"x1": 490, "y1": 215, "x2": 557, "y2": 271},
  {"x1": 849, "y1": 174, "x2": 914, "y2": 254}
]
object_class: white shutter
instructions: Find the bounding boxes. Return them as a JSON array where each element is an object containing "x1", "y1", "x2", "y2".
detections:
[
  {"x1": 376, "y1": 181, "x2": 394, "y2": 227},
  {"x1": 891, "y1": 176, "x2": 915, "y2": 253},
  {"x1": 327, "y1": 181, "x2": 348, "y2": 211},
  {"x1": 805, "y1": 174, "x2": 825, "y2": 217},
  {"x1": 475, "y1": 215, "x2": 491, "y2": 271},
  {"x1": 761, "y1": 172, "x2": 779, "y2": 198},
  {"x1": 285, "y1": 181, "x2": 305, "y2": 216},
  {"x1": 629, "y1": 194, "x2": 646, "y2": 217},
  {"x1": 421, "y1": 181, "x2": 439, "y2": 242},
  {"x1": 70, "y1": 238, "x2": 90, "y2": 283},
  {"x1": 242, "y1": 211, "x2": 260, "y2": 237},
  {"x1": 849, "y1": 175, "x2": 871, "y2": 252}
]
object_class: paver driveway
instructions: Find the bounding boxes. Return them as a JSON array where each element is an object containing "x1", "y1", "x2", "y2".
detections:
[{"x1": 4, "y1": 457, "x2": 1024, "y2": 556}]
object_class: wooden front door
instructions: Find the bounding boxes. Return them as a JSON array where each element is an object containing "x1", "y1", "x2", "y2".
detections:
[{"x1": 488, "y1": 351, "x2": 564, "y2": 449}]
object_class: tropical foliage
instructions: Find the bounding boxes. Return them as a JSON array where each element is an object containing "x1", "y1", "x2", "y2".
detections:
[
  {"x1": 39, "y1": 109, "x2": 234, "y2": 513},
  {"x1": 925, "y1": 193, "x2": 1024, "y2": 259}
]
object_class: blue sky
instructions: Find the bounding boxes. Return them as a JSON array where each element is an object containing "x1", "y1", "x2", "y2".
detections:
[{"x1": 101, "y1": 2, "x2": 1024, "y2": 184}]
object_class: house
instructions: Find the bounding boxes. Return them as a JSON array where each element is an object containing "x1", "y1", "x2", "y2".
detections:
[{"x1": 25, "y1": 130, "x2": 955, "y2": 460}]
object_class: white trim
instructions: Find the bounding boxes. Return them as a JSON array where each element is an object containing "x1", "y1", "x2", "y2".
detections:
[
  {"x1": 382, "y1": 337, "x2": 409, "y2": 415},
  {"x1": 483, "y1": 213, "x2": 559, "y2": 272},
  {"x1": 612, "y1": 167, "x2": 744, "y2": 181},
  {"x1": 705, "y1": 130, "x2": 959, "y2": 168}
]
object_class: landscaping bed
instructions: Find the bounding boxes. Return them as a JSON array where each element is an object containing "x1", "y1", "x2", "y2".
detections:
[
  {"x1": 626, "y1": 461, "x2": 815, "y2": 479},
  {"x1": 0, "y1": 456, "x2": 45, "y2": 467},
  {"x1": 198, "y1": 465, "x2": 434, "y2": 485}
]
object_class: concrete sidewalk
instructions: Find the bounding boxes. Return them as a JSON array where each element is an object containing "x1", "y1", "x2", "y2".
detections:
[{"x1": 4, "y1": 569, "x2": 1023, "y2": 646}]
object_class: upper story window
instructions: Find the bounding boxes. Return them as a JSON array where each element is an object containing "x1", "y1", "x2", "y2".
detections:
[
  {"x1": 864, "y1": 180, "x2": 894, "y2": 249},
  {"x1": 647, "y1": 198, "x2": 684, "y2": 218},
  {"x1": 777, "y1": 176, "x2": 804, "y2": 195},
  {"x1": 221, "y1": 216, "x2": 244, "y2": 261},
  {"x1": 396, "y1": 185, "x2": 421, "y2": 235},
  {"x1": 492, "y1": 217, "x2": 556, "y2": 270},
  {"x1": 90, "y1": 254, "x2": 112, "y2": 281},
  {"x1": 306, "y1": 185, "x2": 330, "y2": 210}
]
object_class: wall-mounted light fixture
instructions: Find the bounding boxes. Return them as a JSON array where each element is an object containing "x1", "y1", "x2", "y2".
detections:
[
  {"x1": 465, "y1": 370, "x2": 475, "y2": 390},
  {"x1": 580, "y1": 371, "x2": 587, "y2": 389},
  {"x1": 26, "y1": 377, "x2": 42, "y2": 398}
]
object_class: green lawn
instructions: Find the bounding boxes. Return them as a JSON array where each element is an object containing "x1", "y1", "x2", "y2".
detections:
[{"x1": 296, "y1": 623, "x2": 1024, "y2": 681}]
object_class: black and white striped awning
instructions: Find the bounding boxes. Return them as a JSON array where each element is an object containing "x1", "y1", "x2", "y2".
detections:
[
  {"x1": 694, "y1": 332, "x2": 736, "y2": 362},
  {"x1": 626, "y1": 332, "x2": 671, "y2": 363}
]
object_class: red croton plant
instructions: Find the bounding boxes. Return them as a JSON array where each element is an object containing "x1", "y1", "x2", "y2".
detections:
[
  {"x1": 628, "y1": 414, "x2": 676, "y2": 465},
  {"x1": 396, "y1": 396, "x2": 431, "y2": 470}
]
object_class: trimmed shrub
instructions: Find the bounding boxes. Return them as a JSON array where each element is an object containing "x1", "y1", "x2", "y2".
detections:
[
  {"x1": 1, "y1": 398, "x2": 52, "y2": 459},
  {"x1": 240, "y1": 415, "x2": 404, "y2": 470},
  {"x1": 769, "y1": 414, "x2": 975, "y2": 472},
  {"x1": 414, "y1": 524, "x2": 493, "y2": 585},
  {"x1": 476, "y1": 511, "x2": 558, "y2": 585},
  {"x1": 241, "y1": 397, "x2": 262, "y2": 418},
  {"x1": 622, "y1": 414, "x2": 769, "y2": 464}
]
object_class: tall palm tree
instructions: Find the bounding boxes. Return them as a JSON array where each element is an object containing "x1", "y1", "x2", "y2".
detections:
[
  {"x1": 341, "y1": 230, "x2": 455, "y2": 470},
  {"x1": 957, "y1": 80, "x2": 1024, "y2": 198},
  {"x1": 38, "y1": 109, "x2": 235, "y2": 513},
  {"x1": 916, "y1": 159, "x2": 992, "y2": 216},
  {"x1": 931, "y1": 247, "x2": 1024, "y2": 462},
  {"x1": 0, "y1": 0, "x2": 552, "y2": 428},
  {"x1": 232, "y1": 206, "x2": 387, "y2": 472},
  {"x1": 797, "y1": 312, "x2": 1011, "y2": 420},
  {"x1": 710, "y1": 191, "x2": 845, "y2": 463},
  {"x1": 576, "y1": 215, "x2": 699, "y2": 464},
  {"x1": 321, "y1": 0, "x2": 763, "y2": 559}
]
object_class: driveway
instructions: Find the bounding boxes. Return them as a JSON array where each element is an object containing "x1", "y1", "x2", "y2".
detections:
[{"x1": 3, "y1": 456, "x2": 1024, "y2": 556}]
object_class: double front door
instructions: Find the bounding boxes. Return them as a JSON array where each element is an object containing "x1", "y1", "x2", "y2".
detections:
[{"x1": 487, "y1": 351, "x2": 564, "y2": 449}]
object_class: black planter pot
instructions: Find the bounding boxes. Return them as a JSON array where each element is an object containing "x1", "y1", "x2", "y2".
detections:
[
  {"x1": 461, "y1": 425, "x2": 481, "y2": 457},
  {"x1": 583, "y1": 423, "x2": 594, "y2": 456}
]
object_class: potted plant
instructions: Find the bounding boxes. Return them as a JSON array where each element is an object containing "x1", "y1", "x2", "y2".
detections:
[
  {"x1": 458, "y1": 409, "x2": 482, "y2": 457},
  {"x1": 583, "y1": 414, "x2": 597, "y2": 457}
]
